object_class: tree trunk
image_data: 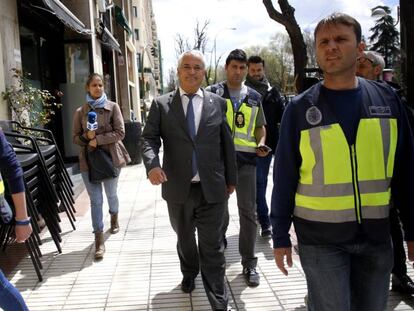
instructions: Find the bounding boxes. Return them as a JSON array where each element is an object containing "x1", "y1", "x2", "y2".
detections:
[{"x1": 263, "y1": 0, "x2": 308, "y2": 93}]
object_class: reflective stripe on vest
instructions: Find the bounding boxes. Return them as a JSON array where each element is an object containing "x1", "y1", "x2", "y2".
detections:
[
  {"x1": 0, "y1": 176, "x2": 5, "y2": 207},
  {"x1": 0, "y1": 179, "x2": 4, "y2": 196},
  {"x1": 225, "y1": 99, "x2": 258, "y2": 153},
  {"x1": 294, "y1": 118, "x2": 397, "y2": 223}
]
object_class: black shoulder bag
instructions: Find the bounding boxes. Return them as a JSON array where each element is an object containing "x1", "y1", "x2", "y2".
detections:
[{"x1": 87, "y1": 147, "x2": 120, "y2": 183}]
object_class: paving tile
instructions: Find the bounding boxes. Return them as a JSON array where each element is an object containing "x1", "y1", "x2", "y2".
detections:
[{"x1": 1, "y1": 163, "x2": 414, "y2": 310}]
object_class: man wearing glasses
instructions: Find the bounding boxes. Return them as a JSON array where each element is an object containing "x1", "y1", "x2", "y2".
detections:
[
  {"x1": 356, "y1": 50, "x2": 385, "y2": 80},
  {"x1": 357, "y1": 50, "x2": 414, "y2": 296},
  {"x1": 142, "y1": 50, "x2": 237, "y2": 311}
]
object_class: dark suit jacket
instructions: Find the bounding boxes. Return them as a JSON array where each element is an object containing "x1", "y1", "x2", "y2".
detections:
[{"x1": 141, "y1": 89, "x2": 237, "y2": 204}]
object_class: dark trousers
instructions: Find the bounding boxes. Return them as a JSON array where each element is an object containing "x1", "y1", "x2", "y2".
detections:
[
  {"x1": 223, "y1": 164, "x2": 258, "y2": 269},
  {"x1": 256, "y1": 154, "x2": 272, "y2": 229},
  {"x1": 390, "y1": 207, "x2": 407, "y2": 276},
  {"x1": 167, "y1": 183, "x2": 228, "y2": 310},
  {"x1": 299, "y1": 240, "x2": 393, "y2": 311}
]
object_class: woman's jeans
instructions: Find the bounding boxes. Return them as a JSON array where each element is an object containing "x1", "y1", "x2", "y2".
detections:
[
  {"x1": 0, "y1": 270, "x2": 29, "y2": 311},
  {"x1": 81, "y1": 172, "x2": 119, "y2": 233},
  {"x1": 299, "y1": 240, "x2": 393, "y2": 311}
]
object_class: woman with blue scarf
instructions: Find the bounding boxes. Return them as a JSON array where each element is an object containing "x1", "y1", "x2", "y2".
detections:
[{"x1": 72, "y1": 73, "x2": 130, "y2": 260}]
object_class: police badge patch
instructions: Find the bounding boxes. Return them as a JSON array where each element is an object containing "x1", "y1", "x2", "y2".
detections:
[
  {"x1": 216, "y1": 88, "x2": 224, "y2": 96},
  {"x1": 305, "y1": 106, "x2": 322, "y2": 125},
  {"x1": 235, "y1": 112, "x2": 245, "y2": 128}
]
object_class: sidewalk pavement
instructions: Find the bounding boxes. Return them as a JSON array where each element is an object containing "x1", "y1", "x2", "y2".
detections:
[{"x1": 3, "y1": 162, "x2": 414, "y2": 310}]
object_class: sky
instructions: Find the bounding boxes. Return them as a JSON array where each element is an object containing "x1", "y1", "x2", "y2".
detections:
[{"x1": 152, "y1": 0, "x2": 400, "y2": 82}]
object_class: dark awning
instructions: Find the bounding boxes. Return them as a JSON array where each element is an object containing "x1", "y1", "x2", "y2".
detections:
[
  {"x1": 41, "y1": 0, "x2": 91, "y2": 34},
  {"x1": 97, "y1": 23, "x2": 121, "y2": 53},
  {"x1": 115, "y1": 5, "x2": 132, "y2": 36}
]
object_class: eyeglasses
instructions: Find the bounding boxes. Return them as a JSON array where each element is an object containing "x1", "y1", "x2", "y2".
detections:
[
  {"x1": 357, "y1": 57, "x2": 375, "y2": 66},
  {"x1": 180, "y1": 64, "x2": 204, "y2": 72}
]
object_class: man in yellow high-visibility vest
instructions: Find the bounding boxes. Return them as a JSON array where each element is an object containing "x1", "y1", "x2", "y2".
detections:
[
  {"x1": 207, "y1": 49, "x2": 269, "y2": 287},
  {"x1": 271, "y1": 13, "x2": 414, "y2": 310}
]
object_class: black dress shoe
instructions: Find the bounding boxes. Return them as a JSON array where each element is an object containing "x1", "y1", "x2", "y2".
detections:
[
  {"x1": 260, "y1": 227, "x2": 272, "y2": 238},
  {"x1": 181, "y1": 277, "x2": 195, "y2": 293},
  {"x1": 392, "y1": 274, "x2": 414, "y2": 295}
]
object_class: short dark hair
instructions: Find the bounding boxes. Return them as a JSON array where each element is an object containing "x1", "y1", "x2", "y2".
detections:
[
  {"x1": 247, "y1": 55, "x2": 265, "y2": 67},
  {"x1": 225, "y1": 49, "x2": 247, "y2": 66},
  {"x1": 314, "y1": 12, "x2": 362, "y2": 44}
]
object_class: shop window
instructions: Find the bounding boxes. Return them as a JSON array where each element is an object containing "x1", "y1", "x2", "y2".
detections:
[{"x1": 64, "y1": 43, "x2": 90, "y2": 83}]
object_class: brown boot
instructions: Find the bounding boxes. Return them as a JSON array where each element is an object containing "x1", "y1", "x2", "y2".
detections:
[
  {"x1": 110, "y1": 213, "x2": 120, "y2": 234},
  {"x1": 94, "y1": 232, "x2": 105, "y2": 259}
]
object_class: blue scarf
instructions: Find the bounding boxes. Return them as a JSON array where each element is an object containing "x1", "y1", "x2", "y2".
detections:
[{"x1": 86, "y1": 93, "x2": 107, "y2": 109}]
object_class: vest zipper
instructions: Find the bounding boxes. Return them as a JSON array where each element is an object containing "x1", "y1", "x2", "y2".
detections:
[{"x1": 350, "y1": 145, "x2": 362, "y2": 224}]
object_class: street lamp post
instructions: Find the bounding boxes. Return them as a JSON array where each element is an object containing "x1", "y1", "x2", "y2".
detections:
[{"x1": 213, "y1": 27, "x2": 236, "y2": 84}]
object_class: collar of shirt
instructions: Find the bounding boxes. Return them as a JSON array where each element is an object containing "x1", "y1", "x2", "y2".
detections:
[
  {"x1": 179, "y1": 87, "x2": 203, "y2": 101},
  {"x1": 179, "y1": 88, "x2": 204, "y2": 119}
]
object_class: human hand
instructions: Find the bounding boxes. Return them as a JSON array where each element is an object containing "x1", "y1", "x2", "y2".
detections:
[
  {"x1": 274, "y1": 247, "x2": 293, "y2": 276},
  {"x1": 227, "y1": 185, "x2": 235, "y2": 195},
  {"x1": 88, "y1": 138, "x2": 97, "y2": 148},
  {"x1": 256, "y1": 144, "x2": 271, "y2": 157},
  {"x1": 148, "y1": 167, "x2": 168, "y2": 185},
  {"x1": 15, "y1": 223, "x2": 32, "y2": 243},
  {"x1": 86, "y1": 130, "x2": 96, "y2": 140}
]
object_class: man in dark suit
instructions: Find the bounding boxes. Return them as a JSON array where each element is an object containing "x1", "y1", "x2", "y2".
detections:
[{"x1": 141, "y1": 50, "x2": 237, "y2": 311}]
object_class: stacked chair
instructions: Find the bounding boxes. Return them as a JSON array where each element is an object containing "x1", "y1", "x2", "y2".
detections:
[{"x1": 0, "y1": 120, "x2": 77, "y2": 281}]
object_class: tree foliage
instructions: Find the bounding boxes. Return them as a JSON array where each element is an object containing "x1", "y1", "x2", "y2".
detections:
[
  {"x1": 174, "y1": 20, "x2": 210, "y2": 57},
  {"x1": 303, "y1": 30, "x2": 317, "y2": 68},
  {"x1": 2, "y1": 68, "x2": 59, "y2": 127},
  {"x1": 244, "y1": 31, "x2": 316, "y2": 94},
  {"x1": 166, "y1": 68, "x2": 177, "y2": 92},
  {"x1": 170, "y1": 20, "x2": 215, "y2": 87},
  {"x1": 369, "y1": 5, "x2": 400, "y2": 68}
]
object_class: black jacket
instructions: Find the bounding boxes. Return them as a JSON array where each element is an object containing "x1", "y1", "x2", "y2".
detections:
[
  {"x1": 261, "y1": 87, "x2": 284, "y2": 154},
  {"x1": 141, "y1": 89, "x2": 237, "y2": 204}
]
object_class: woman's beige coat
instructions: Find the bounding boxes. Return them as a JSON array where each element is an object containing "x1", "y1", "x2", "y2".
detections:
[{"x1": 73, "y1": 100, "x2": 131, "y2": 172}]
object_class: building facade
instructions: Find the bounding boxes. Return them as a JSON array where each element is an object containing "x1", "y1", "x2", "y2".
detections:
[
  {"x1": 0, "y1": 0, "x2": 160, "y2": 159},
  {"x1": 131, "y1": 0, "x2": 161, "y2": 123}
]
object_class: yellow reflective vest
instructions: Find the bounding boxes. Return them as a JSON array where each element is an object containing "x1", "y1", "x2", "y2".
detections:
[
  {"x1": 208, "y1": 83, "x2": 261, "y2": 153},
  {"x1": 0, "y1": 175, "x2": 7, "y2": 217},
  {"x1": 0, "y1": 176, "x2": 4, "y2": 201},
  {"x1": 295, "y1": 118, "x2": 397, "y2": 224}
]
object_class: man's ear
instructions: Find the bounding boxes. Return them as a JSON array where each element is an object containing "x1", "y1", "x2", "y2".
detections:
[
  {"x1": 374, "y1": 65, "x2": 382, "y2": 77},
  {"x1": 357, "y1": 42, "x2": 366, "y2": 57}
]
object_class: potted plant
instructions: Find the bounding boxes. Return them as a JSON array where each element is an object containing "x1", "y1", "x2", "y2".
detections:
[{"x1": 2, "y1": 68, "x2": 61, "y2": 128}]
